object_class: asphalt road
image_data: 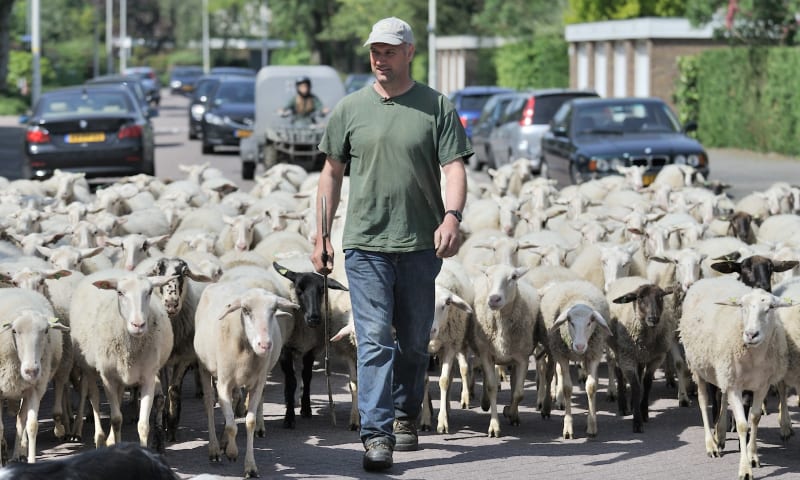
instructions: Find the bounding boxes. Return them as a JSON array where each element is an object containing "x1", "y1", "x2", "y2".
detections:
[{"x1": 1, "y1": 92, "x2": 800, "y2": 480}]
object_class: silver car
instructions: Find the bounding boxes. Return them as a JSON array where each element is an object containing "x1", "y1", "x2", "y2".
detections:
[{"x1": 488, "y1": 89, "x2": 597, "y2": 173}]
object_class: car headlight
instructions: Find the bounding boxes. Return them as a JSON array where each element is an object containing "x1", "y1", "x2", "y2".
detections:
[
  {"x1": 170, "y1": 80, "x2": 182, "y2": 89},
  {"x1": 191, "y1": 104, "x2": 206, "y2": 121},
  {"x1": 594, "y1": 157, "x2": 610, "y2": 172},
  {"x1": 204, "y1": 112, "x2": 225, "y2": 125},
  {"x1": 687, "y1": 154, "x2": 702, "y2": 167},
  {"x1": 674, "y1": 154, "x2": 687, "y2": 165}
]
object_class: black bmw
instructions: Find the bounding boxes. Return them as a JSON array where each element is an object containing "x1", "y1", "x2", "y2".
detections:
[
  {"x1": 200, "y1": 76, "x2": 255, "y2": 154},
  {"x1": 22, "y1": 84, "x2": 155, "y2": 180},
  {"x1": 541, "y1": 97, "x2": 708, "y2": 187}
]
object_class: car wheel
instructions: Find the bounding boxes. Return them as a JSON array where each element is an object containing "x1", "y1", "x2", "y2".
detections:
[
  {"x1": 242, "y1": 161, "x2": 256, "y2": 180},
  {"x1": 569, "y1": 162, "x2": 583, "y2": 185},
  {"x1": 142, "y1": 162, "x2": 156, "y2": 176},
  {"x1": 188, "y1": 130, "x2": 198, "y2": 140},
  {"x1": 467, "y1": 152, "x2": 482, "y2": 171},
  {"x1": 202, "y1": 142, "x2": 213, "y2": 154}
]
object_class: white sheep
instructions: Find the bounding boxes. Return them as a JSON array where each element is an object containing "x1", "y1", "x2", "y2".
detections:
[
  {"x1": 539, "y1": 279, "x2": 612, "y2": 439},
  {"x1": 679, "y1": 277, "x2": 795, "y2": 480},
  {"x1": 194, "y1": 281, "x2": 297, "y2": 478},
  {"x1": 756, "y1": 214, "x2": 800, "y2": 246},
  {"x1": 0, "y1": 288, "x2": 67, "y2": 464},
  {"x1": 68, "y1": 270, "x2": 176, "y2": 450},
  {"x1": 772, "y1": 278, "x2": 800, "y2": 441},
  {"x1": 470, "y1": 264, "x2": 540, "y2": 437},
  {"x1": 569, "y1": 241, "x2": 640, "y2": 292},
  {"x1": 606, "y1": 276, "x2": 679, "y2": 432}
]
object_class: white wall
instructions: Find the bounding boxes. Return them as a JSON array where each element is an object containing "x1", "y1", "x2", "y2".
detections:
[
  {"x1": 594, "y1": 43, "x2": 607, "y2": 97},
  {"x1": 577, "y1": 43, "x2": 589, "y2": 90},
  {"x1": 634, "y1": 40, "x2": 650, "y2": 96}
]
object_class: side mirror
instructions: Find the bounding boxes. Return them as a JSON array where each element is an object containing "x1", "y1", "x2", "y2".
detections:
[
  {"x1": 18, "y1": 114, "x2": 29, "y2": 124},
  {"x1": 552, "y1": 126, "x2": 568, "y2": 137},
  {"x1": 683, "y1": 121, "x2": 698, "y2": 133},
  {"x1": 147, "y1": 107, "x2": 159, "y2": 118}
]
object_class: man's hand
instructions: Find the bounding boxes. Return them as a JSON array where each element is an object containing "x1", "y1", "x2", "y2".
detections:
[
  {"x1": 311, "y1": 236, "x2": 335, "y2": 274},
  {"x1": 434, "y1": 215, "x2": 461, "y2": 258}
]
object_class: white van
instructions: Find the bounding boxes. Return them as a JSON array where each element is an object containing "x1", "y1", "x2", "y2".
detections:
[{"x1": 240, "y1": 65, "x2": 345, "y2": 179}]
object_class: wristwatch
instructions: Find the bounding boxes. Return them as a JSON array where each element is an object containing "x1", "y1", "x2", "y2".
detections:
[{"x1": 445, "y1": 209, "x2": 463, "y2": 223}]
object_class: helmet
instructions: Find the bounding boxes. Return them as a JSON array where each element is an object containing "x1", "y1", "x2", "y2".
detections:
[{"x1": 295, "y1": 76, "x2": 311, "y2": 87}]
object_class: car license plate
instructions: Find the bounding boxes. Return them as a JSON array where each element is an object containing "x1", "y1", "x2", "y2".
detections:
[
  {"x1": 66, "y1": 132, "x2": 105, "y2": 143},
  {"x1": 235, "y1": 129, "x2": 252, "y2": 138},
  {"x1": 643, "y1": 173, "x2": 656, "y2": 186}
]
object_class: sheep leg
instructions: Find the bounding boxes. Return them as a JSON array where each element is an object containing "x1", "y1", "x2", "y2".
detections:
[
  {"x1": 0, "y1": 399, "x2": 6, "y2": 466},
  {"x1": 101, "y1": 378, "x2": 125, "y2": 446},
  {"x1": 13, "y1": 396, "x2": 32, "y2": 462},
  {"x1": 606, "y1": 348, "x2": 618, "y2": 402},
  {"x1": 479, "y1": 354, "x2": 501, "y2": 437},
  {"x1": 777, "y1": 381, "x2": 794, "y2": 441},
  {"x1": 217, "y1": 381, "x2": 239, "y2": 462},
  {"x1": 255, "y1": 395, "x2": 265, "y2": 438},
  {"x1": 502, "y1": 358, "x2": 527, "y2": 427},
  {"x1": 420, "y1": 375, "x2": 432, "y2": 431},
  {"x1": 280, "y1": 347, "x2": 297, "y2": 429},
  {"x1": 554, "y1": 361, "x2": 566, "y2": 410},
  {"x1": 85, "y1": 373, "x2": 107, "y2": 448},
  {"x1": 559, "y1": 358, "x2": 574, "y2": 439},
  {"x1": 729, "y1": 389, "x2": 754, "y2": 480},
  {"x1": 670, "y1": 341, "x2": 691, "y2": 407},
  {"x1": 244, "y1": 383, "x2": 265, "y2": 478},
  {"x1": 199, "y1": 366, "x2": 221, "y2": 463},
  {"x1": 694, "y1": 374, "x2": 720, "y2": 458},
  {"x1": 52, "y1": 374, "x2": 67, "y2": 440},
  {"x1": 535, "y1": 352, "x2": 547, "y2": 410},
  {"x1": 616, "y1": 365, "x2": 631, "y2": 417},
  {"x1": 746, "y1": 387, "x2": 768, "y2": 472},
  {"x1": 139, "y1": 375, "x2": 160, "y2": 451},
  {"x1": 715, "y1": 391, "x2": 729, "y2": 452},
  {"x1": 70, "y1": 372, "x2": 90, "y2": 443},
  {"x1": 437, "y1": 347, "x2": 456, "y2": 433},
  {"x1": 585, "y1": 358, "x2": 600, "y2": 438},
  {"x1": 457, "y1": 351, "x2": 470, "y2": 409},
  {"x1": 642, "y1": 359, "x2": 663, "y2": 424},
  {"x1": 166, "y1": 359, "x2": 193, "y2": 442},
  {"x1": 346, "y1": 356, "x2": 359, "y2": 431},
  {"x1": 540, "y1": 354, "x2": 555, "y2": 418},
  {"x1": 300, "y1": 350, "x2": 314, "y2": 418}
]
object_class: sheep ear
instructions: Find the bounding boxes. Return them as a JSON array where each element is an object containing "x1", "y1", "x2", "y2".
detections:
[
  {"x1": 184, "y1": 267, "x2": 214, "y2": 283},
  {"x1": 445, "y1": 293, "x2": 474, "y2": 315},
  {"x1": 661, "y1": 285, "x2": 676, "y2": 296},
  {"x1": 93, "y1": 279, "x2": 118, "y2": 290},
  {"x1": 330, "y1": 323, "x2": 354, "y2": 342},
  {"x1": 773, "y1": 260, "x2": 799, "y2": 273},
  {"x1": 550, "y1": 307, "x2": 571, "y2": 332},
  {"x1": 649, "y1": 255, "x2": 673, "y2": 264},
  {"x1": 149, "y1": 274, "x2": 179, "y2": 288},
  {"x1": 275, "y1": 310, "x2": 294, "y2": 322},
  {"x1": 715, "y1": 298, "x2": 741, "y2": 307},
  {"x1": 710, "y1": 261, "x2": 741, "y2": 275},
  {"x1": 79, "y1": 247, "x2": 105, "y2": 260},
  {"x1": 592, "y1": 310, "x2": 613, "y2": 336},
  {"x1": 48, "y1": 318, "x2": 70, "y2": 332},
  {"x1": 713, "y1": 251, "x2": 741, "y2": 262},
  {"x1": 512, "y1": 267, "x2": 529, "y2": 280},
  {"x1": 273, "y1": 262, "x2": 298, "y2": 282},
  {"x1": 326, "y1": 277, "x2": 349, "y2": 292},
  {"x1": 275, "y1": 297, "x2": 300, "y2": 312},
  {"x1": 45, "y1": 269, "x2": 72, "y2": 280},
  {"x1": 218, "y1": 299, "x2": 243, "y2": 320},
  {"x1": 36, "y1": 245, "x2": 54, "y2": 257},
  {"x1": 0, "y1": 272, "x2": 13, "y2": 284},
  {"x1": 612, "y1": 293, "x2": 638, "y2": 304},
  {"x1": 147, "y1": 234, "x2": 170, "y2": 247}
]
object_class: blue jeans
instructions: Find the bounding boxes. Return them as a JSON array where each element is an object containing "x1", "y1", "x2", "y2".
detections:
[{"x1": 344, "y1": 248, "x2": 442, "y2": 446}]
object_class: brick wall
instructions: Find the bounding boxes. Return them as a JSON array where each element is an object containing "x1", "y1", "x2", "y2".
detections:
[{"x1": 650, "y1": 39, "x2": 722, "y2": 110}]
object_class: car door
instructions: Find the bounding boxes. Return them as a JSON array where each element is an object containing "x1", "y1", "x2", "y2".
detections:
[
  {"x1": 489, "y1": 95, "x2": 524, "y2": 168},
  {"x1": 541, "y1": 102, "x2": 574, "y2": 185},
  {"x1": 475, "y1": 95, "x2": 514, "y2": 168}
]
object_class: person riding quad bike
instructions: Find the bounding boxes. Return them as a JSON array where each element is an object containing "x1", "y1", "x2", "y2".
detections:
[{"x1": 279, "y1": 76, "x2": 330, "y2": 125}]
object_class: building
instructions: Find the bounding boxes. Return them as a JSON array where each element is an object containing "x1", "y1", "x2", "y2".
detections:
[
  {"x1": 433, "y1": 35, "x2": 507, "y2": 96},
  {"x1": 565, "y1": 17, "x2": 721, "y2": 108}
]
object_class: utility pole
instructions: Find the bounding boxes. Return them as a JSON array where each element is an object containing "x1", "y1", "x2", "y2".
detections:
[
  {"x1": 31, "y1": 0, "x2": 41, "y2": 105},
  {"x1": 261, "y1": 0, "x2": 269, "y2": 67},
  {"x1": 120, "y1": 0, "x2": 127, "y2": 72},
  {"x1": 428, "y1": 0, "x2": 437, "y2": 91},
  {"x1": 106, "y1": 0, "x2": 113, "y2": 74},
  {"x1": 202, "y1": 0, "x2": 210, "y2": 73}
]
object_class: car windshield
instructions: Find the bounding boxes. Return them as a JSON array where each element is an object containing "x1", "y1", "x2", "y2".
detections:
[
  {"x1": 574, "y1": 101, "x2": 681, "y2": 134},
  {"x1": 459, "y1": 94, "x2": 496, "y2": 112},
  {"x1": 213, "y1": 81, "x2": 255, "y2": 104},
  {"x1": 38, "y1": 91, "x2": 133, "y2": 118}
]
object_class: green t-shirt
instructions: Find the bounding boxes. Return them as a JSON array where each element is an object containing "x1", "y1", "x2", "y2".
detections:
[{"x1": 319, "y1": 82, "x2": 473, "y2": 252}]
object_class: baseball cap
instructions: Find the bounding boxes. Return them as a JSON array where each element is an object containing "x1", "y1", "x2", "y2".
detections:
[{"x1": 363, "y1": 17, "x2": 415, "y2": 46}]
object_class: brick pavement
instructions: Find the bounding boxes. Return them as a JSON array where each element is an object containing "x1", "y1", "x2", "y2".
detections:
[{"x1": 12, "y1": 359, "x2": 800, "y2": 480}]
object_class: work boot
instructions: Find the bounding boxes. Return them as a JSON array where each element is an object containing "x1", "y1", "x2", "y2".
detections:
[
  {"x1": 363, "y1": 437, "x2": 393, "y2": 471},
  {"x1": 393, "y1": 417, "x2": 419, "y2": 452}
]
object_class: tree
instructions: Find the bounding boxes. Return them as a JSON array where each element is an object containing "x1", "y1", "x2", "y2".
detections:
[
  {"x1": 0, "y1": 0, "x2": 15, "y2": 94},
  {"x1": 565, "y1": 0, "x2": 687, "y2": 23},
  {"x1": 685, "y1": 0, "x2": 800, "y2": 45}
]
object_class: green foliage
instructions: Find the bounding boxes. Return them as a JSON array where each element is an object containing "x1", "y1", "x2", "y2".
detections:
[
  {"x1": 678, "y1": 46, "x2": 800, "y2": 155},
  {"x1": 6, "y1": 50, "x2": 55, "y2": 93},
  {"x1": 494, "y1": 35, "x2": 569, "y2": 90},
  {"x1": 565, "y1": 0, "x2": 687, "y2": 23},
  {"x1": 0, "y1": 94, "x2": 28, "y2": 115},
  {"x1": 685, "y1": 0, "x2": 800, "y2": 45}
]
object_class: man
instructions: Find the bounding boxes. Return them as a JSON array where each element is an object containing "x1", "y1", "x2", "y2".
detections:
[
  {"x1": 279, "y1": 76, "x2": 329, "y2": 123},
  {"x1": 311, "y1": 16, "x2": 471, "y2": 472}
]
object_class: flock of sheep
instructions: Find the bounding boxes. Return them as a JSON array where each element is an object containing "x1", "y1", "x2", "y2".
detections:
[{"x1": 0, "y1": 159, "x2": 798, "y2": 479}]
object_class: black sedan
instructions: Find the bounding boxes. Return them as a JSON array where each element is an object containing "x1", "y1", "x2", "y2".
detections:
[
  {"x1": 200, "y1": 76, "x2": 255, "y2": 154},
  {"x1": 22, "y1": 84, "x2": 155, "y2": 180},
  {"x1": 541, "y1": 97, "x2": 708, "y2": 186}
]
